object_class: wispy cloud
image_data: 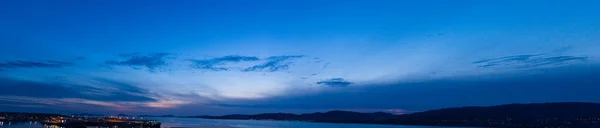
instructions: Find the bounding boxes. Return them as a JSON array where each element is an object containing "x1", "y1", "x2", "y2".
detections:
[
  {"x1": 188, "y1": 55, "x2": 260, "y2": 71},
  {"x1": 105, "y1": 53, "x2": 173, "y2": 72},
  {"x1": 243, "y1": 55, "x2": 304, "y2": 72},
  {"x1": 0, "y1": 77, "x2": 156, "y2": 102},
  {"x1": 0, "y1": 77, "x2": 193, "y2": 111},
  {"x1": 0, "y1": 96, "x2": 190, "y2": 111},
  {"x1": 84, "y1": 78, "x2": 158, "y2": 102},
  {"x1": 316, "y1": 78, "x2": 353, "y2": 87},
  {"x1": 188, "y1": 55, "x2": 306, "y2": 72},
  {"x1": 0, "y1": 60, "x2": 73, "y2": 70},
  {"x1": 0, "y1": 103, "x2": 47, "y2": 108},
  {"x1": 474, "y1": 54, "x2": 588, "y2": 68},
  {"x1": 145, "y1": 99, "x2": 191, "y2": 109}
]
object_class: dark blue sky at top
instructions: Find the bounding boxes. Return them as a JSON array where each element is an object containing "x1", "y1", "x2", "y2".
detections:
[{"x1": 0, "y1": 0, "x2": 599, "y2": 115}]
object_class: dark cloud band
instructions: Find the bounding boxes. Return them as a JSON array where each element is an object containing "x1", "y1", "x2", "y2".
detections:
[
  {"x1": 0, "y1": 77, "x2": 157, "y2": 102},
  {"x1": 317, "y1": 78, "x2": 353, "y2": 87},
  {"x1": 0, "y1": 60, "x2": 74, "y2": 70}
]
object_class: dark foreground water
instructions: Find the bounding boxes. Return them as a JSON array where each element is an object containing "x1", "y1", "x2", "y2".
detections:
[{"x1": 1, "y1": 117, "x2": 453, "y2": 128}]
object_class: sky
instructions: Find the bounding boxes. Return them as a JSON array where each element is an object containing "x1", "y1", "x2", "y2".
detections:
[{"x1": 0, "y1": 0, "x2": 599, "y2": 115}]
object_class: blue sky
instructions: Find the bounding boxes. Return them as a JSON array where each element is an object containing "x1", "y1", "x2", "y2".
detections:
[{"x1": 1, "y1": 0, "x2": 599, "y2": 115}]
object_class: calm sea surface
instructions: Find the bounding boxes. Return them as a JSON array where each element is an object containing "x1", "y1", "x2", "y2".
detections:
[{"x1": 1, "y1": 117, "x2": 454, "y2": 128}]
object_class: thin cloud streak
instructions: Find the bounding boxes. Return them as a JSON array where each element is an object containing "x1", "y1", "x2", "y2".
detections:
[
  {"x1": 242, "y1": 55, "x2": 305, "y2": 72},
  {"x1": 105, "y1": 53, "x2": 173, "y2": 72},
  {"x1": 0, "y1": 60, "x2": 73, "y2": 70},
  {"x1": 474, "y1": 54, "x2": 589, "y2": 68},
  {"x1": 316, "y1": 78, "x2": 353, "y2": 87},
  {"x1": 188, "y1": 55, "x2": 260, "y2": 71}
]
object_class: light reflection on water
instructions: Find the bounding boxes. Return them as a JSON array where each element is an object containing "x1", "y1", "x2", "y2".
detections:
[
  {"x1": 0, "y1": 121, "x2": 63, "y2": 128},
  {"x1": 2, "y1": 118, "x2": 452, "y2": 128}
]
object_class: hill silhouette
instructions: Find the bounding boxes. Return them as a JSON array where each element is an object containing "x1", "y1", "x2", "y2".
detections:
[
  {"x1": 192, "y1": 102, "x2": 600, "y2": 127},
  {"x1": 197, "y1": 110, "x2": 397, "y2": 123}
]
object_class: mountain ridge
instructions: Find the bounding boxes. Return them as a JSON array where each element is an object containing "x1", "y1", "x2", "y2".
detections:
[{"x1": 187, "y1": 102, "x2": 600, "y2": 128}]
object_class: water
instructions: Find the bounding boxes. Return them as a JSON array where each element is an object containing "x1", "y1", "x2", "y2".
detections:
[
  {"x1": 1, "y1": 118, "x2": 452, "y2": 128},
  {"x1": 153, "y1": 117, "x2": 451, "y2": 128},
  {"x1": 0, "y1": 121, "x2": 60, "y2": 128}
]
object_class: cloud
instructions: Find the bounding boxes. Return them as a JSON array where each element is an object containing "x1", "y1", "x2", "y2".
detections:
[
  {"x1": 474, "y1": 54, "x2": 588, "y2": 68},
  {"x1": 316, "y1": 78, "x2": 353, "y2": 87},
  {"x1": 0, "y1": 102, "x2": 47, "y2": 108},
  {"x1": 0, "y1": 60, "x2": 73, "y2": 70},
  {"x1": 0, "y1": 96, "x2": 176, "y2": 111},
  {"x1": 188, "y1": 55, "x2": 306, "y2": 72},
  {"x1": 243, "y1": 55, "x2": 304, "y2": 72},
  {"x1": 84, "y1": 78, "x2": 158, "y2": 102},
  {"x1": 0, "y1": 77, "x2": 156, "y2": 102},
  {"x1": 0, "y1": 77, "x2": 196, "y2": 111},
  {"x1": 145, "y1": 99, "x2": 191, "y2": 109},
  {"x1": 188, "y1": 55, "x2": 260, "y2": 71},
  {"x1": 473, "y1": 55, "x2": 540, "y2": 64},
  {"x1": 105, "y1": 53, "x2": 173, "y2": 71}
]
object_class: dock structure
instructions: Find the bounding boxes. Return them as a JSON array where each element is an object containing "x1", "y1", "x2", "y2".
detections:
[{"x1": 43, "y1": 117, "x2": 161, "y2": 128}]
